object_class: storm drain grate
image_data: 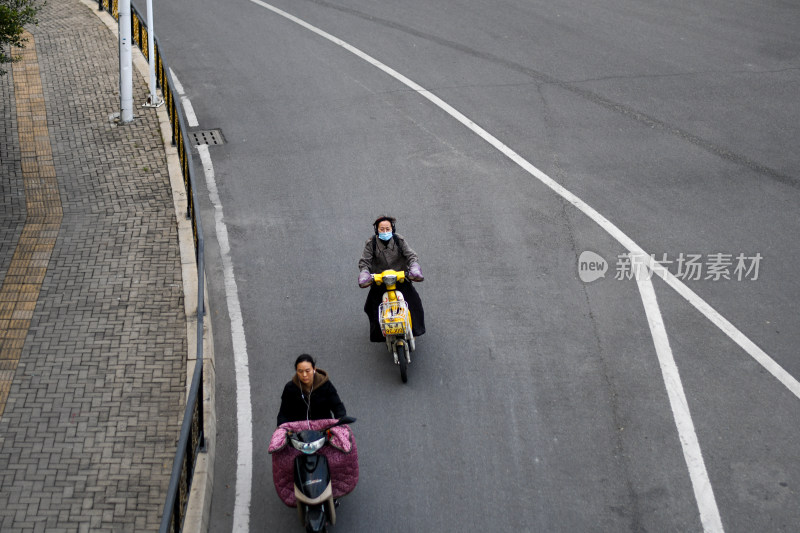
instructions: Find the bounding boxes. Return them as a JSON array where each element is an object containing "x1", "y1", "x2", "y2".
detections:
[{"x1": 190, "y1": 129, "x2": 225, "y2": 146}]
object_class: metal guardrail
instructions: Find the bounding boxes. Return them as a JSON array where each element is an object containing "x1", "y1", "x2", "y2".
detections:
[{"x1": 96, "y1": 1, "x2": 207, "y2": 531}]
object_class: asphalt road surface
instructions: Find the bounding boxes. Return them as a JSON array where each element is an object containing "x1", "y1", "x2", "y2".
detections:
[{"x1": 150, "y1": 0, "x2": 800, "y2": 531}]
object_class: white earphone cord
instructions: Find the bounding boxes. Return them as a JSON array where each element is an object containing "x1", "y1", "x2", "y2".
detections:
[{"x1": 304, "y1": 379, "x2": 314, "y2": 428}]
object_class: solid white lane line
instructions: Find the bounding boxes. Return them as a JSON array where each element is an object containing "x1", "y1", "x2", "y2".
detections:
[
  {"x1": 635, "y1": 259, "x2": 724, "y2": 533},
  {"x1": 178, "y1": 66, "x2": 249, "y2": 530},
  {"x1": 197, "y1": 145, "x2": 253, "y2": 532},
  {"x1": 174, "y1": 61, "x2": 252, "y2": 529},
  {"x1": 247, "y1": 0, "x2": 800, "y2": 403},
  {"x1": 653, "y1": 262, "x2": 800, "y2": 399},
  {"x1": 168, "y1": 67, "x2": 199, "y2": 127}
]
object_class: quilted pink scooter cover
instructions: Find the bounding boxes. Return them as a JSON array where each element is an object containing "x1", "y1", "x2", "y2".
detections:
[{"x1": 269, "y1": 419, "x2": 359, "y2": 507}]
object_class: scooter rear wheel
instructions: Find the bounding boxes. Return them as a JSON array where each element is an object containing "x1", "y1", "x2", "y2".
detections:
[{"x1": 397, "y1": 343, "x2": 408, "y2": 383}]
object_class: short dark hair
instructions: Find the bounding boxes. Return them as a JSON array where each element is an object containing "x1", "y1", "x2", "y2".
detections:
[
  {"x1": 372, "y1": 215, "x2": 396, "y2": 234},
  {"x1": 295, "y1": 354, "x2": 315, "y2": 369}
]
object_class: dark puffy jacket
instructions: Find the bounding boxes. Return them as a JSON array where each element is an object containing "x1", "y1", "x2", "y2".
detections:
[{"x1": 276, "y1": 369, "x2": 346, "y2": 426}]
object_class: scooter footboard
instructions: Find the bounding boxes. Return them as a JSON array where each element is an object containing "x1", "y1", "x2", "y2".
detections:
[{"x1": 294, "y1": 482, "x2": 333, "y2": 506}]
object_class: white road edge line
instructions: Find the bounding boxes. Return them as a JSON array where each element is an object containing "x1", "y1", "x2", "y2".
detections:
[
  {"x1": 634, "y1": 258, "x2": 724, "y2": 533},
  {"x1": 247, "y1": 0, "x2": 800, "y2": 403},
  {"x1": 181, "y1": 96, "x2": 200, "y2": 128},
  {"x1": 169, "y1": 67, "x2": 185, "y2": 93},
  {"x1": 197, "y1": 145, "x2": 253, "y2": 532},
  {"x1": 168, "y1": 67, "x2": 199, "y2": 127}
]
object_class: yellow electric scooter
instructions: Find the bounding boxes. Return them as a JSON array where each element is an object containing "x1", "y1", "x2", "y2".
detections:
[{"x1": 372, "y1": 269, "x2": 415, "y2": 383}]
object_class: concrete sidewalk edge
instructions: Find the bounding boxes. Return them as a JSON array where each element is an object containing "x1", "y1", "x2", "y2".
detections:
[{"x1": 78, "y1": 1, "x2": 217, "y2": 531}]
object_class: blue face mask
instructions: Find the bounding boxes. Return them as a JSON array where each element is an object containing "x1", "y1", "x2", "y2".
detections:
[{"x1": 378, "y1": 231, "x2": 393, "y2": 241}]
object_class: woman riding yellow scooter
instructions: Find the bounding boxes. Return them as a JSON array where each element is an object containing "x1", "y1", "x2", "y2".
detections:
[{"x1": 357, "y1": 215, "x2": 426, "y2": 343}]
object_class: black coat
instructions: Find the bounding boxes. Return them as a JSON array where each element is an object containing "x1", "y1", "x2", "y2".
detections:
[{"x1": 276, "y1": 369, "x2": 346, "y2": 426}]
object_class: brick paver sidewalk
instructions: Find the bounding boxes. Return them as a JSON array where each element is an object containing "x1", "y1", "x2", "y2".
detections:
[{"x1": 0, "y1": 0, "x2": 187, "y2": 530}]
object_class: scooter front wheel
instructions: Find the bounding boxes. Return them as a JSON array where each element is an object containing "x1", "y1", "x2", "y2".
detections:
[
  {"x1": 397, "y1": 343, "x2": 408, "y2": 383},
  {"x1": 303, "y1": 504, "x2": 328, "y2": 533}
]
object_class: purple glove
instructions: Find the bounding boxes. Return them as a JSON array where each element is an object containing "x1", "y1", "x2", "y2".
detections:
[
  {"x1": 408, "y1": 263, "x2": 424, "y2": 282},
  {"x1": 358, "y1": 270, "x2": 372, "y2": 288}
]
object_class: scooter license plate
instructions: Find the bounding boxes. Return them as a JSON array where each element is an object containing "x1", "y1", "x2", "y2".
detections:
[{"x1": 383, "y1": 324, "x2": 405, "y2": 335}]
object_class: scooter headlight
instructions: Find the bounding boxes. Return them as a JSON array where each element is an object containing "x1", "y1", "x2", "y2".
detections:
[
  {"x1": 290, "y1": 436, "x2": 326, "y2": 454},
  {"x1": 383, "y1": 274, "x2": 397, "y2": 286}
]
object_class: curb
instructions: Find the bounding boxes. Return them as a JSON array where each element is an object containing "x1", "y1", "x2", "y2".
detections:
[{"x1": 79, "y1": 1, "x2": 216, "y2": 531}]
